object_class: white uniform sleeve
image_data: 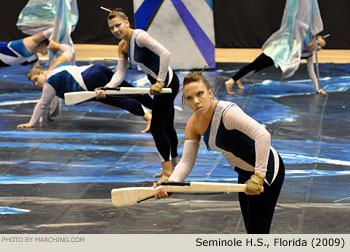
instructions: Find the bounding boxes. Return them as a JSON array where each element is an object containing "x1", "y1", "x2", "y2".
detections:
[
  {"x1": 168, "y1": 140, "x2": 199, "y2": 182},
  {"x1": 222, "y1": 105, "x2": 271, "y2": 177},
  {"x1": 59, "y1": 44, "x2": 75, "y2": 62},
  {"x1": 135, "y1": 31, "x2": 170, "y2": 83},
  {"x1": 105, "y1": 58, "x2": 127, "y2": 88},
  {"x1": 29, "y1": 84, "x2": 56, "y2": 126},
  {"x1": 306, "y1": 56, "x2": 320, "y2": 92},
  {"x1": 43, "y1": 27, "x2": 54, "y2": 39}
]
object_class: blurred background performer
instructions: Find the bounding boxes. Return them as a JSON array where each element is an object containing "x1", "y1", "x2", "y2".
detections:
[
  {"x1": 225, "y1": 0, "x2": 325, "y2": 95},
  {"x1": 263, "y1": 0, "x2": 323, "y2": 79},
  {"x1": 16, "y1": 41, "x2": 153, "y2": 132},
  {"x1": 0, "y1": 28, "x2": 52, "y2": 68},
  {"x1": 17, "y1": 0, "x2": 79, "y2": 121}
]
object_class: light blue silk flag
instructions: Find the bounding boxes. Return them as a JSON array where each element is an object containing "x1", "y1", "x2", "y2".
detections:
[
  {"x1": 49, "y1": 0, "x2": 78, "y2": 64},
  {"x1": 17, "y1": 0, "x2": 78, "y2": 36},
  {"x1": 262, "y1": 0, "x2": 323, "y2": 78},
  {"x1": 17, "y1": 0, "x2": 78, "y2": 64}
]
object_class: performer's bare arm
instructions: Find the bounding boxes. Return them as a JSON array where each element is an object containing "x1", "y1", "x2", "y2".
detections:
[
  {"x1": 23, "y1": 27, "x2": 53, "y2": 54},
  {"x1": 306, "y1": 56, "x2": 326, "y2": 95}
]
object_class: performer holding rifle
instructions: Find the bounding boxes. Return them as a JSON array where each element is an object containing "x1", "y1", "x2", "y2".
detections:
[
  {"x1": 96, "y1": 8, "x2": 180, "y2": 184},
  {"x1": 16, "y1": 41, "x2": 153, "y2": 133},
  {"x1": 155, "y1": 72, "x2": 285, "y2": 234}
]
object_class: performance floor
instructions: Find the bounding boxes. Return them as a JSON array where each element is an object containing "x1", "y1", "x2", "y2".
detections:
[{"x1": 0, "y1": 60, "x2": 349, "y2": 234}]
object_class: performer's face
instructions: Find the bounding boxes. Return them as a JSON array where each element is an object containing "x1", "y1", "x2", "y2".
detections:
[
  {"x1": 183, "y1": 81, "x2": 213, "y2": 116},
  {"x1": 305, "y1": 37, "x2": 326, "y2": 52},
  {"x1": 30, "y1": 72, "x2": 46, "y2": 88},
  {"x1": 108, "y1": 16, "x2": 130, "y2": 40}
]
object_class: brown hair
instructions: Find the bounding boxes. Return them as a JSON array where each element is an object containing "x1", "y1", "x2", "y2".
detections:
[
  {"x1": 28, "y1": 65, "x2": 45, "y2": 81},
  {"x1": 181, "y1": 71, "x2": 211, "y2": 105},
  {"x1": 107, "y1": 8, "x2": 128, "y2": 21},
  {"x1": 315, "y1": 34, "x2": 327, "y2": 47},
  {"x1": 183, "y1": 71, "x2": 211, "y2": 89}
]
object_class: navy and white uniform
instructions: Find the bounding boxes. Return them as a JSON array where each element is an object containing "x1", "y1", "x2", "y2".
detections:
[
  {"x1": 203, "y1": 101, "x2": 281, "y2": 184},
  {"x1": 106, "y1": 29, "x2": 179, "y2": 162},
  {"x1": 170, "y1": 101, "x2": 285, "y2": 234},
  {"x1": 29, "y1": 63, "x2": 152, "y2": 126},
  {"x1": 0, "y1": 39, "x2": 38, "y2": 67},
  {"x1": 231, "y1": 30, "x2": 321, "y2": 92},
  {"x1": 205, "y1": 101, "x2": 284, "y2": 233}
]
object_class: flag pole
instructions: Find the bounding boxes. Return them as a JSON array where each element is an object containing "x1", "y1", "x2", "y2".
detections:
[{"x1": 313, "y1": 35, "x2": 321, "y2": 87}]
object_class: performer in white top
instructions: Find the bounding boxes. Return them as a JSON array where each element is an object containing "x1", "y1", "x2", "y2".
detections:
[
  {"x1": 96, "y1": 8, "x2": 180, "y2": 183},
  {"x1": 155, "y1": 71, "x2": 285, "y2": 234},
  {"x1": 17, "y1": 41, "x2": 153, "y2": 133}
]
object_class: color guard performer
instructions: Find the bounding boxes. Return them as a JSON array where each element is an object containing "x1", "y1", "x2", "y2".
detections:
[
  {"x1": 225, "y1": 34, "x2": 327, "y2": 95},
  {"x1": 96, "y1": 8, "x2": 180, "y2": 183},
  {"x1": 17, "y1": 41, "x2": 153, "y2": 133},
  {"x1": 0, "y1": 28, "x2": 53, "y2": 68},
  {"x1": 155, "y1": 72, "x2": 285, "y2": 234}
]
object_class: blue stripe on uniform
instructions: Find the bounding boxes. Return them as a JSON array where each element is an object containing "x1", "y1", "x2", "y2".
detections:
[
  {"x1": 8, "y1": 39, "x2": 32, "y2": 57},
  {"x1": 0, "y1": 42, "x2": 17, "y2": 57}
]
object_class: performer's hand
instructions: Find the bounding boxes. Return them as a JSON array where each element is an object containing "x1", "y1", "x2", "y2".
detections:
[
  {"x1": 95, "y1": 89, "x2": 106, "y2": 99},
  {"x1": 245, "y1": 173, "x2": 265, "y2": 195},
  {"x1": 17, "y1": 123, "x2": 33, "y2": 128},
  {"x1": 150, "y1": 80, "x2": 164, "y2": 95},
  {"x1": 152, "y1": 183, "x2": 170, "y2": 200},
  {"x1": 316, "y1": 89, "x2": 327, "y2": 95}
]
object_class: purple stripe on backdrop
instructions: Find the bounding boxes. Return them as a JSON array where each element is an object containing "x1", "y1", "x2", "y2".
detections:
[{"x1": 171, "y1": 0, "x2": 215, "y2": 68}]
